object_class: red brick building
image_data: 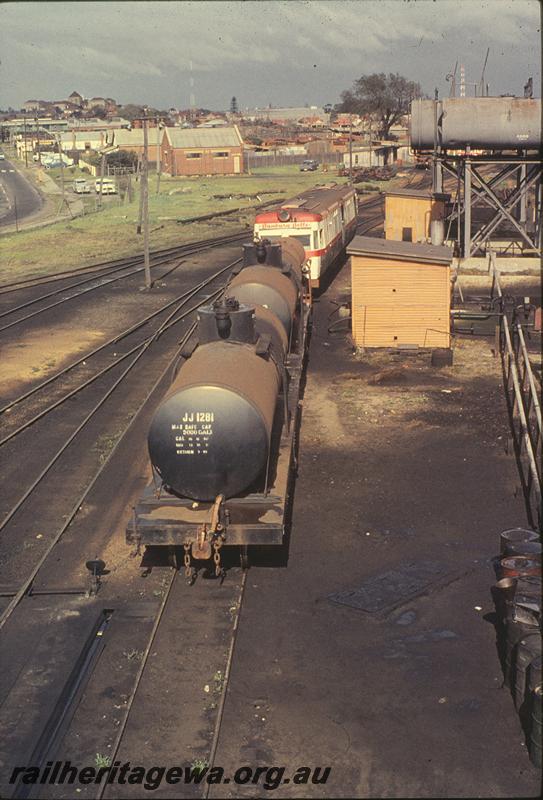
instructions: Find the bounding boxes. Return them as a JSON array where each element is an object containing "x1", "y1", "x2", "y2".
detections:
[
  {"x1": 109, "y1": 128, "x2": 163, "y2": 162},
  {"x1": 161, "y1": 126, "x2": 244, "y2": 176}
]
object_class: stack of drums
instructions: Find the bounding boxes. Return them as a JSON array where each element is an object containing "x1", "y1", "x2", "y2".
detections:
[{"x1": 493, "y1": 528, "x2": 542, "y2": 768}]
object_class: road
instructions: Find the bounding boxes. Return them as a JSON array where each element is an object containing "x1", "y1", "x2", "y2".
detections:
[{"x1": 0, "y1": 155, "x2": 43, "y2": 228}]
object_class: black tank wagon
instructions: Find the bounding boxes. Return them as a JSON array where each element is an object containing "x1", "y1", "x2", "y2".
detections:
[{"x1": 126, "y1": 237, "x2": 311, "y2": 576}]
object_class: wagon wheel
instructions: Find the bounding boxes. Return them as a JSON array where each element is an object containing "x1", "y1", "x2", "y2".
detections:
[{"x1": 240, "y1": 545, "x2": 250, "y2": 571}]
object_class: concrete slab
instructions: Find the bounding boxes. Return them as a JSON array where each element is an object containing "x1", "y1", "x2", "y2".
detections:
[{"x1": 454, "y1": 257, "x2": 540, "y2": 275}]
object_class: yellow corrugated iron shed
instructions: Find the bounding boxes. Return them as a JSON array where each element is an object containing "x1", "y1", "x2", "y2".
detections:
[
  {"x1": 384, "y1": 188, "x2": 449, "y2": 242},
  {"x1": 347, "y1": 236, "x2": 453, "y2": 349}
]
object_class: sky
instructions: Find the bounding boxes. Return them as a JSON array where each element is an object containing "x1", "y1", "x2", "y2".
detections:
[{"x1": 0, "y1": 0, "x2": 540, "y2": 111}]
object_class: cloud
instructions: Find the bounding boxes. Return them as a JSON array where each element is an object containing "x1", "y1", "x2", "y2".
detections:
[{"x1": 0, "y1": 0, "x2": 539, "y2": 107}]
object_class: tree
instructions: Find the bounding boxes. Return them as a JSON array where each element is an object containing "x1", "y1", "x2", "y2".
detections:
[
  {"x1": 337, "y1": 72, "x2": 424, "y2": 139},
  {"x1": 118, "y1": 104, "x2": 160, "y2": 121},
  {"x1": 230, "y1": 96, "x2": 238, "y2": 114},
  {"x1": 107, "y1": 149, "x2": 138, "y2": 169}
]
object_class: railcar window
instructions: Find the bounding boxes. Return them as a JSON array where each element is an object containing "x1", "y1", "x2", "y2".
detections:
[
  {"x1": 186, "y1": 152, "x2": 202, "y2": 159},
  {"x1": 290, "y1": 234, "x2": 311, "y2": 246}
]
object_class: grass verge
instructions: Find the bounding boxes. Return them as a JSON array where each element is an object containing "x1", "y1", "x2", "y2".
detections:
[{"x1": 0, "y1": 165, "x2": 351, "y2": 282}]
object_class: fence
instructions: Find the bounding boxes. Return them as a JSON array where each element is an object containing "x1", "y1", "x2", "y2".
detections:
[
  {"x1": 490, "y1": 252, "x2": 542, "y2": 529},
  {"x1": 244, "y1": 151, "x2": 343, "y2": 171}
]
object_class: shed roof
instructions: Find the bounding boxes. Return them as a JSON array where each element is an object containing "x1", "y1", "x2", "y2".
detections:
[
  {"x1": 111, "y1": 128, "x2": 163, "y2": 147},
  {"x1": 385, "y1": 188, "x2": 450, "y2": 201},
  {"x1": 165, "y1": 126, "x2": 243, "y2": 149},
  {"x1": 59, "y1": 130, "x2": 105, "y2": 143},
  {"x1": 347, "y1": 235, "x2": 453, "y2": 265}
]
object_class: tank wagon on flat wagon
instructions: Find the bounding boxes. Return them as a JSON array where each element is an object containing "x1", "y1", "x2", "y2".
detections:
[
  {"x1": 127, "y1": 236, "x2": 311, "y2": 576},
  {"x1": 253, "y1": 184, "x2": 358, "y2": 289}
]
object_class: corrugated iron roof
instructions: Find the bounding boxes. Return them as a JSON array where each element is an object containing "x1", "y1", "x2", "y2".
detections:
[
  {"x1": 59, "y1": 131, "x2": 105, "y2": 143},
  {"x1": 112, "y1": 129, "x2": 147, "y2": 147},
  {"x1": 165, "y1": 126, "x2": 242, "y2": 149},
  {"x1": 385, "y1": 188, "x2": 451, "y2": 202},
  {"x1": 347, "y1": 235, "x2": 453, "y2": 264}
]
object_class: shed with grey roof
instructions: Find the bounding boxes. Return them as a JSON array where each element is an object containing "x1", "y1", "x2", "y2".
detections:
[
  {"x1": 346, "y1": 235, "x2": 453, "y2": 349},
  {"x1": 161, "y1": 126, "x2": 244, "y2": 176}
]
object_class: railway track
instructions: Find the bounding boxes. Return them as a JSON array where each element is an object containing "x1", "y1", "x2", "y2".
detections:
[
  {"x1": 3, "y1": 559, "x2": 248, "y2": 800},
  {"x1": 0, "y1": 259, "x2": 253, "y2": 800},
  {"x1": 0, "y1": 200, "x2": 386, "y2": 799},
  {"x1": 0, "y1": 231, "x2": 250, "y2": 295},
  {"x1": 0, "y1": 256, "x2": 243, "y2": 625},
  {"x1": 0, "y1": 231, "x2": 249, "y2": 333}
]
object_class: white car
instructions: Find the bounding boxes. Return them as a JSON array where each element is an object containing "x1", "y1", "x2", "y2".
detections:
[
  {"x1": 73, "y1": 178, "x2": 91, "y2": 194},
  {"x1": 0, "y1": 152, "x2": 5, "y2": 160},
  {"x1": 95, "y1": 178, "x2": 117, "y2": 194}
]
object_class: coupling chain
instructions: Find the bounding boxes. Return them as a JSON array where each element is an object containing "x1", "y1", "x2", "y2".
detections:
[
  {"x1": 183, "y1": 542, "x2": 192, "y2": 579},
  {"x1": 213, "y1": 538, "x2": 223, "y2": 577}
]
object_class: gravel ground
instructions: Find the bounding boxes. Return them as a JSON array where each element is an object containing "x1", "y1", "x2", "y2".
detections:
[{"x1": 209, "y1": 262, "x2": 541, "y2": 798}]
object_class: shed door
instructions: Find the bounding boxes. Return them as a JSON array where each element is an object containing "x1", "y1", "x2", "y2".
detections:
[{"x1": 234, "y1": 155, "x2": 240, "y2": 173}]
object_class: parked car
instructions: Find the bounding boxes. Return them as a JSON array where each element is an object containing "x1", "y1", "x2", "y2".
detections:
[
  {"x1": 300, "y1": 159, "x2": 318, "y2": 171},
  {"x1": 73, "y1": 178, "x2": 91, "y2": 194},
  {"x1": 94, "y1": 178, "x2": 117, "y2": 194},
  {"x1": 0, "y1": 152, "x2": 5, "y2": 161}
]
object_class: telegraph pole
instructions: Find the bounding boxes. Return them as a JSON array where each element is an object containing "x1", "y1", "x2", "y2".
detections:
[
  {"x1": 56, "y1": 134, "x2": 66, "y2": 215},
  {"x1": 136, "y1": 155, "x2": 144, "y2": 233},
  {"x1": 23, "y1": 116, "x2": 28, "y2": 168},
  {"x1": 156, "y1": 115, "x2": 161, "y2": 194},
  {"x1": 142, "y1": 117, "x2": 151, "y2": 289},
  {"x1": 56, "y1": 133, "x2": 72, "y2": 218},
  {"x1": 98, "y1": 150, "x2": 107, "y2": 209},
  {"x1": 34, "y1": 116, "x2": 41, "y2": 164},
  {"x1": 348, "y1": 114, "x2": 353, "y2": 181}
]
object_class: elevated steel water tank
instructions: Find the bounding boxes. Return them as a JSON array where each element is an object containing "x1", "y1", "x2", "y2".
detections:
[{"x1": 410, "y1": 97, "x2": 541, "y2": 150}]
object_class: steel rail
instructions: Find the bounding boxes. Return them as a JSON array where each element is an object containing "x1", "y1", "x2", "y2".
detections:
[
  {"x1": 0, "y1": 258, "x2": 240, "y2": 429},
  {"x1": 0, "y1": 258, "x2": 236, "y2": 417},
  {"x1": 0, "y1": 319, "x2": 200, "y2": 629},
  {"x1": 93, "y1": 571, "x2": 180, "y2": 800},
  {"x1": 0, "y1": 255, "x2": 173, "y2": 321},
  {"x1": 0, "y1": 230, "x2": 248, "y2": 295},
  {"x1": 0, "y1": 231, "x2": 248, "y2": 319},
  {"x1": 0, "y1": 235, "x2": 242, "y2": 335},
  {"x1": 0, "y1": 277, "x2": 225, "y2": 537},
  {"x1": 0, "y1": 267, "x2": 147, "y2": 334},
  {"x1": 203, "y1": 572, "x2": 248, "y2": 800}
]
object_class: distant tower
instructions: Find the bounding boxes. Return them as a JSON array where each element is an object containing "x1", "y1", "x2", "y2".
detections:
[
  {"x1": 189, "y1": 60, "x2": 196, "y2": 118},
  {"x1": 460, "y1": 64, "x2": 466, "y2": 97},
  {"x1": 230, "y1": 96, "x2": 238, "y2": 114}
]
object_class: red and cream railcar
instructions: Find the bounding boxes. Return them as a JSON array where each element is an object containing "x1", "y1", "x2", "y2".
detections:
[{"x1": 254, "y1": 184, "x2": 358, "y2": 288}]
